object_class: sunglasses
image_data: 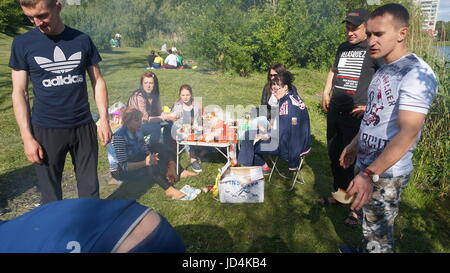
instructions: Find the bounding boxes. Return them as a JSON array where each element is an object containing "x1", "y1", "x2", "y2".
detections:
[{"x1": 269, "y1": 74, "x2": 278, "y2": 77}]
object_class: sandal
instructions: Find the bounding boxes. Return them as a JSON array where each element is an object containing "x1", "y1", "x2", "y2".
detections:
[{"x1": 344, "y1": 210, "x2": 361, "y2": 228}]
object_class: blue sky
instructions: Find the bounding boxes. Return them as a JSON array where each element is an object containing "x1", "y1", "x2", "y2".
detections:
[{"x1": 438, "y1": 0, "x2": 450, "y2": 21}]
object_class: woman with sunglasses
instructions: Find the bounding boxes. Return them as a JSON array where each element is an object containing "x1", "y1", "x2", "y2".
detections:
[{"x1": 260, "y1": 63, "x2": 299, "y2": 120}]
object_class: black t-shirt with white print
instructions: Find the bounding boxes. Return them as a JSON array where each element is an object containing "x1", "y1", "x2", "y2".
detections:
[
  {"x1": 9, "y1": 26, "x2": 102, "y2": 128},
  {"x1": 330, "y1": 39, "x2": 382, "y2": 113}
]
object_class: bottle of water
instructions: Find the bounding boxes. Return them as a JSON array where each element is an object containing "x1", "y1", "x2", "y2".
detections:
[{"x1": 144, "y1": 135, "x2": 152, "y2": 154}]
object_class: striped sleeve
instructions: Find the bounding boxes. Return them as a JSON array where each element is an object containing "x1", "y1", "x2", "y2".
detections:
[{"x1": 111, "y1": 135, "x2": 128, "y2": 171}]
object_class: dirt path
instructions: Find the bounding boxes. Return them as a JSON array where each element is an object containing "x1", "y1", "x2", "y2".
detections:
[{"x1": 0, "y1": 170, "x2": 119, "y2": 220}]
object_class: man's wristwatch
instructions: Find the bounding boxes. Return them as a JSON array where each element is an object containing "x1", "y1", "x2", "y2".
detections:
[{"x1": 362, "y1": 168, "x2": 379, "y2": 183}]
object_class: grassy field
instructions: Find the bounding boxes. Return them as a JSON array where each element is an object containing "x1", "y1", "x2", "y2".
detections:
[{"x1": 0, "y1": 32, "x2": 448, "y2": 253}]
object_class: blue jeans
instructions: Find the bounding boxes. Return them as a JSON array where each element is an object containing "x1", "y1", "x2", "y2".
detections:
[{"x1": 237, "y1": 130, "x2": 278, "y2": 166}]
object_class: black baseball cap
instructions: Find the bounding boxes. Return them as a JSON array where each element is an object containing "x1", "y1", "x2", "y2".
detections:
[{"x1": 342, "y1": 8, "x2": 370, "y2": 26}]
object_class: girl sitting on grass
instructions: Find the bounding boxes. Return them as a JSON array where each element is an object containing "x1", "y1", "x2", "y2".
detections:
[{"x1": 107, "y1": 108, "x2": 198, "y2": 200}]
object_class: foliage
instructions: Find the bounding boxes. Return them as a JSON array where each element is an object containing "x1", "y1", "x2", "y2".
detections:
[
  {"x1": 181, "y1": 0, "x2": 349, "y2": 73},
  {"x1": 436, "y1": 21, "x2": 450, "y2": 41},
  {"x1": 0, "y1": 0, "x2": 24, "y2": 35},
  {"x1": 403, "y1": 3, "x2": 450, "y2": 200},
  {"x1": 411, "y1": 57, "x2": 449, "y2": 199},
  {"x1": 61, "y1": 0, "x2": 182, "y2": 50}
]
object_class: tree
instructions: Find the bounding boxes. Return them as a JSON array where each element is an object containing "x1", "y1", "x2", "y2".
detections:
[{"x1": 436, "y1": 21, "x2": 450, "y2": 41}]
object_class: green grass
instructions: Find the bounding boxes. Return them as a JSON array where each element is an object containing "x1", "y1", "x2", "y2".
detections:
[
  {"x1": 435, "y1": 41, "x2": 450, "y2": 46},
  {"x1": 0, "y1": 34, "x2": 448, "y2": 253}
]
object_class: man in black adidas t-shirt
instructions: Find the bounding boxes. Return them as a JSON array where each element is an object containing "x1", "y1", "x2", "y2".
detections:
[
  {"x1": 320, "y1": 8, "x2": 382, "y2": 226},
  {"x1": 9, "y1": 0, "x2": 112, "y2": 204}
]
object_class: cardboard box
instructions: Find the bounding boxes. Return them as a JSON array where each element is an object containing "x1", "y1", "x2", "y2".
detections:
[{"x1": 219, "y1": 166, "x2": 264, "y2": 203}]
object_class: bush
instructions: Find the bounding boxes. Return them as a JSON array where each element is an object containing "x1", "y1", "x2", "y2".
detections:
[
  {"x1": 61, "y1": 0, "x2": 180, "y2": 50},
  {"x1": 0, "y1": 0, "x2": 24, "y2": 35},
  {"x1": 183, "y1": 0, "x2": 363, "y2": 73}
]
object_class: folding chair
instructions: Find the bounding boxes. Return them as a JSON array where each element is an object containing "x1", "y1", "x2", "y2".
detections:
[{"x1": 268, "y1": 152, "x2": 309, "y2": 191}]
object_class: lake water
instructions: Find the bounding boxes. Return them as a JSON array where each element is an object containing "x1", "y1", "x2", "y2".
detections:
[{"x1": 437, "y1": 46, "x2": 450, "y2": 61}]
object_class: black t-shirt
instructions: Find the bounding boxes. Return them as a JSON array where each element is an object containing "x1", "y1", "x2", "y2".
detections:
[
  {"x1": 9, "y1": 26, "x2": 101, "y2": 128},
  {"x1": 148, "y1": 55, "x2": 156, "y2": 65},
  {"x1": 330, "y1": 40, "x2": 383, "y2": 113}
]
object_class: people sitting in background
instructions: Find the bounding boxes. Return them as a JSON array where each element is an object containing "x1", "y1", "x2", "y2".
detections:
[
  {"x1": 238, "y1": 71, "x2": 311, "y2": 174},
  {"x1": 176, "y1": 51, "x2": 184, "y2": 68},
  {"x1": 152, "y1": 52, "x2": 164, "y2": 69},
  {"x1": 260, "y1": 63, "x2": 299, "y2": 121},
  {"x1": 115, "y1": 33, "x2": 122, "y2": 48},
  {"x1": 147, "y1": 50, "x2": 156, "y2": 68},
  {"x1": 127, "y1": 72, "x2": 177, "y2": 146},
  {"x1": 110, "y1": 38, "x2": 117, "y2": 48},
  {"x1": 171, "y1": 84, "x2": 204, "y2": 173},
  {"x1": 107, "y1": 108, "x2": 198, "y2": 200},
  {"x1": 163, "y1": 49, "x2": 178, "y2": 69},
  {"x1": 0, "y1": 198, "x2": 186, "y2": 253}
]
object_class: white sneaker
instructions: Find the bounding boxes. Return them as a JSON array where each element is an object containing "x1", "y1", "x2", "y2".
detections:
[{"x1": 174, "y1": 192, "x2": 198, "y2": 201}]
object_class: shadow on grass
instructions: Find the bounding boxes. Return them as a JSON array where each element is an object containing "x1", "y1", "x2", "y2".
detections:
[
  {"x1": 175, "y1": 224, "x2": 234, "y2": 253},
  {"x1": 99, "y1": 49, "x2": 129, "y2": 55},
  {"x1": 106, "y1": 147, "x2": 232, "y2": 201},
  {"x1": 394, "y1": 198, "x2": 450, "y2": 253},
  {"x1": 106, "y1": 176, "x2": 157, "y2": 201},
  {"x1": 0, "y1": 165, "x2": 38, "y2": 215},
  {"x1": 208, "y1": 135, "x2": 331, "y2": 252},
  {"x1": 305, "y1": 135, "x2": 447, "y2": 252},
  {"x1": 100, "y1": 56, "x2": 148, "y2": 77},
  {"x1": 306, "y1": 135, "x2": 362, "y2": 249}
]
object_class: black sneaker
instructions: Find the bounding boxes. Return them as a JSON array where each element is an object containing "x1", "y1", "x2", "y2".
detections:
[
  {"x1": 338, "y1": 245, "x2": 363, "y2": 253},
  {"x1": 191, "y1": 160, "x2": 202, "y2": 173}
]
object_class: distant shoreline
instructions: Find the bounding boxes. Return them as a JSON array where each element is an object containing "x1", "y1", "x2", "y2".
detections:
[{"x1": 435, "y1": 41, "x2": 450, "y2": 46}]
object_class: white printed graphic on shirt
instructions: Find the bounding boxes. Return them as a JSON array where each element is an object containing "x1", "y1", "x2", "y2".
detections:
[
  {"x1": 279, "y1": 101, "x2": 288, "y2": 116},
  {"x1": 34, "y1": 46, "x2": 82, "y2": 74},
  {"x1": 35, "y1": 46, "x2": 84, "y2": 87},
  {"x1": 357, "y1": 54, "x2": 437, "y2": 177},
  {"x1": 336, "y1": 50, "x2": 366, "y2": 92}
]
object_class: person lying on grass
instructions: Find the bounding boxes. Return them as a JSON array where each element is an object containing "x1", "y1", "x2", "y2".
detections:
[
  {"x1": 0, "y1": 198, "x2": 185, "y2": 253},
  {"x1": 107, "y1": 108, "x2": 198, "y2": 200}
]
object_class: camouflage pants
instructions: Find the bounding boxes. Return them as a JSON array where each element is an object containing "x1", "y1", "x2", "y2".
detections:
[{"x1": 362, "y1": 175, "x2": 410, "y2": 253}]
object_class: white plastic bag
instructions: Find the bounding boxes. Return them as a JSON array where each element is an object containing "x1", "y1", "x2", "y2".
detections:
[{"x1": 219, "y1": 166, "x2": 264, "y2": 203}]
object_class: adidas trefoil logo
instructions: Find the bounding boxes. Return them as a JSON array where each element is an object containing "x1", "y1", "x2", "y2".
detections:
[
  {"x1": 35, "y1": 46, "x2": 84, "y2": 88},
  {"x1": 34, "y1": 46, "x2": 82, "y2": 74}
]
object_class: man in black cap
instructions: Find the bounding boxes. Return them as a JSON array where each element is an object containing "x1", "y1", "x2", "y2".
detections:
[{"x1": 319, "y1": 8, "x2": 382, "y2": 227}]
